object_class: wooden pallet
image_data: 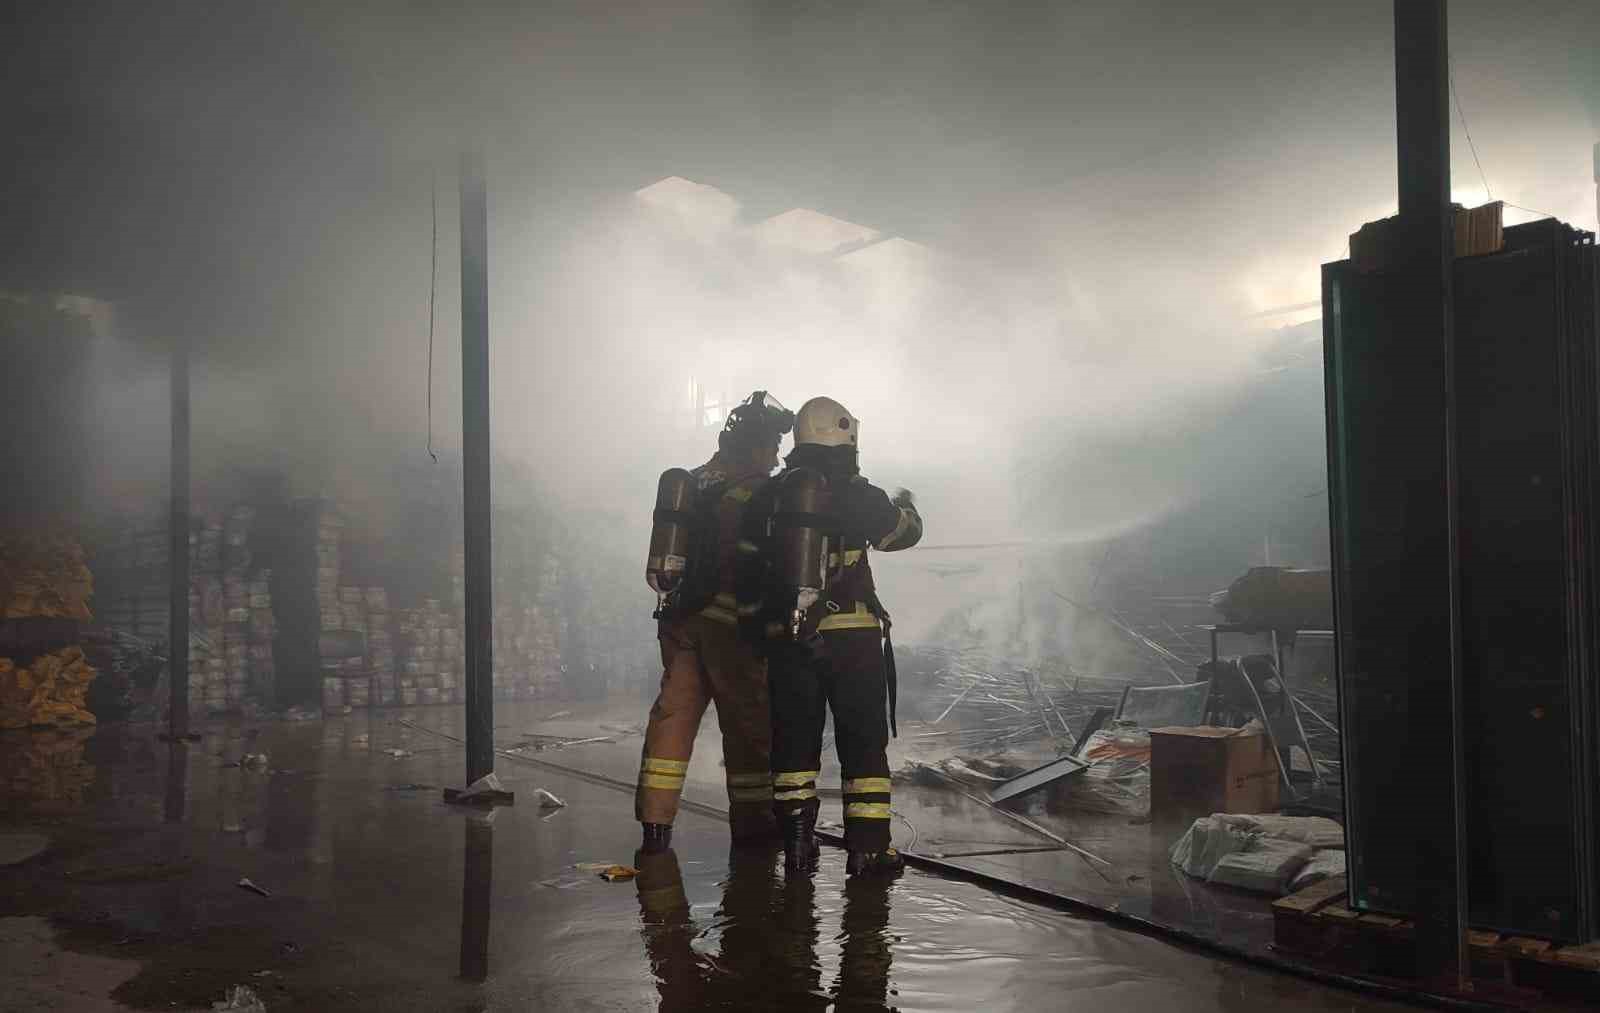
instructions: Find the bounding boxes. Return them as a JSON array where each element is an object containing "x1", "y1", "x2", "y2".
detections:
[{"x1": 1272, "y1": 876, "x2": 1600, "y2": 1002}]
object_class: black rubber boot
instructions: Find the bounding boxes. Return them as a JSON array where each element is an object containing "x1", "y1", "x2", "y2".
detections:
[
  {"x1": 641, "y1": 822, "x2": 673, "y2": 854},
  {"x1": 846, "y1": 847, "x2": 905, "y2": 878},
  {"x1": 781, "y1": 810, "x2": 820, "y2": 874}
]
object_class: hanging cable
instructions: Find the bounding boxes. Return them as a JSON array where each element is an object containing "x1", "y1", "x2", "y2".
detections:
[
  {"x1": 1448, "y1": 60, "x2": 1492, "y2": 202},
  {"x1": 426, "y1": 171, "x2": 439, "y2": 462}
]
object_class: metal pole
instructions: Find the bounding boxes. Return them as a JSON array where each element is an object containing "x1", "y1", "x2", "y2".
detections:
[
  {"x1": 1394, "y1": 0, "x2": 1467, "y2": 988},
  {"x1": 459, "y1": 149, "x2": 495, "y2": 786},
  {"x1": 166, "y1": 333, "x2": 192, "y2": 741}
]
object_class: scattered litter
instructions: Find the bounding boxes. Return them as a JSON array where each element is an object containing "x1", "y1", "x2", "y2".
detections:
[
  {"x1": 211, "y1": 984, "x2": 267, "y2": 1012},
  {"x1": 450, "y1": 771, "x2": 512, "y2": 804},
  {"x1": 222, "y1": 823, "x2": 244, "y2": 834},
  {"x1": 510, "y1": 734, "x2": 615, "y2": 752},
  {"x1": 532, "y1": 788, "x2": 566, "y2": 809},
  {"x1": 353, "y1": 734, "x2": 370, "y2": 746},
  {"x1": 385, "y1": 783, "x2": 433, "y2": 792},
  {"x1": 540, "y1": 877, "x2": 585, "y2": 889},
  {"x1": 599, "y1": 865, "x2": 638, "y2": 882},
  {"x1": 384, "y1": 748, "x2": 413, "y2": 759},
  {"x1": 282, "y1": 705, "x2": 318, "y2": 722},
  {"x1": 236, "y1": 877, "x2": 271, "y2": 898},
  {"x1": 575, "y1": 862, "x2": 615, "y2": 873},
  {"x1": 240, "y1": 753, "x2": 269, "y2": 770}
]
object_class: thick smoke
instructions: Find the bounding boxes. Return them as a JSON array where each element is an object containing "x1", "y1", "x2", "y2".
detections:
[{"x1": 9, "y1": 0, "x2": 1599, "y2": 682}]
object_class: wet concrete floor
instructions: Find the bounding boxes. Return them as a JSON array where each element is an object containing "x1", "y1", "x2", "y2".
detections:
[{"x1": 1, "y1": 703, "x2": 1426, "y2": 1011}]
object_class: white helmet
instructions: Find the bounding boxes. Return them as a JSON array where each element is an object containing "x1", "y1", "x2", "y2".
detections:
[{"x1": 794, "y1": 396, "x2": 860, "y2": 448}]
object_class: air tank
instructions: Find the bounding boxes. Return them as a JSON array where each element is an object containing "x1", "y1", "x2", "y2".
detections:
[
  {"x1": 646, "y1": 468, "x2": 695, "y2": 618},
  {"x1": 773, "y1": 467, "x2": 832, "y2": 637}
]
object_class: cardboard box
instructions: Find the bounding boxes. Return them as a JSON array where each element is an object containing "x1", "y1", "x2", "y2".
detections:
[{"x1": 1149, "y1": 725, "x2": 1280, "y2": 822}]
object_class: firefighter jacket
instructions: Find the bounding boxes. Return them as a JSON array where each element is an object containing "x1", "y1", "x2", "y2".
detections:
[
  {"x1": 670, "y1": 452, "x2": 773, "y2": 626},
  {"x1": 735, "y1": 444, "x2": 923, "y2": 642}
]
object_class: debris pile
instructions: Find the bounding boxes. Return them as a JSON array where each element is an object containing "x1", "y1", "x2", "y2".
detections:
[
  {"x1": 910, "y1": 649, "x2": 1117, "y2": 756},
  {"x1": 1170, "y1": 813, "x2": 1345, "y2": 896}
]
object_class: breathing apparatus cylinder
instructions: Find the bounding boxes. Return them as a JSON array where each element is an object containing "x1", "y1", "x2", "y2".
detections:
[
  {"x1": 772, "y1": 467, "x2": 832, "y2": 638},
  {"x1": 647, "y1": 468, "x2": 695, "y2": 618}
]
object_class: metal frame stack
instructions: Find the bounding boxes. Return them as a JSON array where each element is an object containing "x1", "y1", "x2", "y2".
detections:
[{"x1": 1325, "y1": 219, "x2": 1600, "y2": 943}]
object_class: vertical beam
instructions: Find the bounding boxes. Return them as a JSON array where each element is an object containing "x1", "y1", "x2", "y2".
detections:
[
  {"x1": 1393, "y1": 0, "x2": 1467, "y2": 988},
  {"x1": 166, "y1": 333, "x2": 191, "y2": 740},
  {"x1": 459, "y1": 149, "x2": 495, "y2": 785}
]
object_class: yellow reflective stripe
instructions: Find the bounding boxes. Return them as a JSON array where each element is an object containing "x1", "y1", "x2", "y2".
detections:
[
  {"x1": 774, "y1": 788, "x2": 817, "y2": 802},
  {"x1": 845, "y1": 802, "x2": 893, "y2": 819},
  {"x1": 639, "y1": 772, "x2": 686, "y2": 790},
  {"x1": 843, "y1": 777, "x2": 893, "y2": 795},
  {"x1": 726, "y1": 771, "x2": 771, "y2": 787},
  {"x1": 774, "y1": 770, "x2": 820, "y2": 787},
  {"x1": 724, "y1": 486, "x2": 754, "y2": 503},
  {"x1": 729, "y1": 786, "x2": 774, "y2": 803},
  {"x1": 713, "y1": 592, "x2": 738, "y2": 607},
  {"x1": 877, "y1": 507, "x2": 919, "y2": 550},
  {"x1": 826, "y1": 549, "x2": 866, "y2": 568},
  {"x1": 736, "y1": 539, "x2": 761, "y2": 554},
  {"x1": 699, "y1": 605, "x2": 738, "y2": 625},
  {"x1": 641, "y1": 758, "x2": 690, "y2": 775},
  {"x1": 817, "y1": 603, "x2": 881, "y2": 632}
]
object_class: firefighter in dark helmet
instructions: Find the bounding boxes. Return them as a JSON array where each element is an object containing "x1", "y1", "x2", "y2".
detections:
[
  {"x1": 638, "y1": 391, "x2": 795, "y2": 852},
  {"x1": 737, "y1": 395, "x2": 923, "y2": 876}
]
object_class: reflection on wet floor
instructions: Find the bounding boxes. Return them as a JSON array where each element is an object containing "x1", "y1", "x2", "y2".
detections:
[{"x1": 0, "y1": 703, "x2": 1425, "y2": 1012}]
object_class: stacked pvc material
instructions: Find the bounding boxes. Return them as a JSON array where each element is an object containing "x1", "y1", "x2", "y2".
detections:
[
  {"x1": 219, "y1": 507, "x2": 255, "y2": 711},
  {"x1": 337, "y1": 586, "x2": 370, "y2": 708},
  {"x1": 312, "y1": 506, "x2": 354, "y2": 710},
  {"x1": 247, "y1": 572, "x2": 276, "y2": 702},
  {"x1": 365, "y1": 587, "x2": 394, "y2": 706},
  {"x1": 396, "y1": 598, "x2": 455, "y2": 706},
  {"x1": 190, "y1": 519, "x2": 228, "y2": 715}
]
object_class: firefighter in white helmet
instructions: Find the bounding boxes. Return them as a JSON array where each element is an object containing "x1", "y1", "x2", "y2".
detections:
[{"x1": 737, "y1": 396, "x2": 923, "y2": 876}]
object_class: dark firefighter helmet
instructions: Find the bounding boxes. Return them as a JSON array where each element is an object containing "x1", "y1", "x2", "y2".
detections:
[{"x1": 719, "y1": 390, "x2": 794, "y2": 452}]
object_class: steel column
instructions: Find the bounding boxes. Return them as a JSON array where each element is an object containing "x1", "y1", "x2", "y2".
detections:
[
  {"x1": 1393, "y1": 0, "x2": 1467, "y2": 987},
  {"x1": 459, "y1": 150, "x2": 495, "y2": 786},
  {"x1": 166, "y1": 333, "x2": 192, "y2": 740}
]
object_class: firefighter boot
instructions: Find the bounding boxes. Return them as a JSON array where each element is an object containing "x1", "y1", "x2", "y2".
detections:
[
  {"x1": 641, "y1": 822, "x2": 673, "y2": 854},
  {"x1": 846, "y1": 847, "x2": 905, "y2": 878},
  {"x1": 781, "y1": 809, "x2": 821, "y2": 874}
]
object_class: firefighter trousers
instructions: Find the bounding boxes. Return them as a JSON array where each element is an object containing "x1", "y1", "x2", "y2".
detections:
[
  {"x1": 636, "y1": 614, "x2": 775, "y2": 838},
  {"x1": 769, "y1": 628, "x2": 893, "y2": 853}
]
